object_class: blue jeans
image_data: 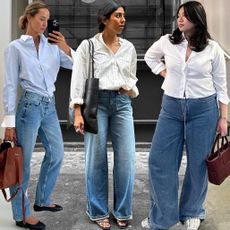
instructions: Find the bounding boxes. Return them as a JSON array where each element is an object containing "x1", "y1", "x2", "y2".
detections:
[
  {"x1": 10, "y1": 91, "x2": 64, "y2": 221},
  {"x1": 148, "y1": 94, "x2": 218, "y2": 230},
  {"x1": 84, "y1": 90, "x2": 136, "y2": 221}
]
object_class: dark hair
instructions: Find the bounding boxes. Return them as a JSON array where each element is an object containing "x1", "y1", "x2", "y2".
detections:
[
  {"x1": 18, "y1": 0, "x2": 49, "y2": 30},
  {"x1": 169, "y1": 1, "x2": 211, "y2": 52},
  {"x1": 97, "y1": 0, "x2": 125, "y2": 32}
]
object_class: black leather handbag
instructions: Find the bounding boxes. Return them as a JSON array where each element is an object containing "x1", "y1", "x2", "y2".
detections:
[
  {"x1": 69, "y1": 39, "x2": 99, "y2": 134},
  {"x1": 81, "y1": 39, "x2": 99, "y2": 134}
]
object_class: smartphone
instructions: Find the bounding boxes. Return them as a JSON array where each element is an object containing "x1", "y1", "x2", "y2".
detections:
[{"x1": 48, "y1": 19, "x2": 60, "y2": 43}]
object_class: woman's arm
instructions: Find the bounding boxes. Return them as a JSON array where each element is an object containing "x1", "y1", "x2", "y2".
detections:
[
  {"x1": 70, "y1": 40, "x2": 90, "y2": 107},
  {"x1": 1, "y1": 44, "x2": 19, "y2": 128},
  {"x1": 49, "y1": 31, "x2": 72, "y2": 57},
  {"x1": 126, "y1": 45, "x2": 139, "y2": 98},
  {"x1": 144, "y1": 35, "x2": 166, "y2": 75},
  {"x1": 211, "y1": 42, "x2": 229, "y2": 136},
  {"x1": 1, "y1": 44, "x2": 20, "y2": 141},
  {"x1": 217, "y1": 102, "x2": 228, "y2": 136}
]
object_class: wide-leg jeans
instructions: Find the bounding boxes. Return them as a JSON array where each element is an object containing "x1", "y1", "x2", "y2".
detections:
[
  {"x1": 148, "y1": 94, "x2": 218, "y2": 229},
  {"x1": 84, "y1": 90, "x2": 136, "y2": 221},
  {"x1": 10, "y1": 91, "x2": 64, "y2": 221}
]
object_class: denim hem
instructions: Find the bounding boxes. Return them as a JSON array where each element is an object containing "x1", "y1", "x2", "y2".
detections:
[
  {"x1": 112, "y1": 212, "x2": 133, "y2": 221},
  {"x1": 86, "y1": 211, "x2": 110, "y2": 221},
  {"x1": 151, "y1": 224, "x2": 170, "y2": 230},
  {"x1": 150, "y1": 218, "x2": 175, "y2": 230},
  {"x1": 180, "y1": 215, "x2": 205, "y2": 222},
  {"x1": 34, "y1": 202, "x2": 52, "y2": 206},
  {"x1": 13, "y1": 213, "x2": 31, "y2": 222}
]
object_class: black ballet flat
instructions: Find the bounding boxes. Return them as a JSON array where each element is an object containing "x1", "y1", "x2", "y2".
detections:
[
  {"x1": 33, "y1": 204, "x2": 63, "y2": 212},
  {"x1": 16, "y1": 220, "x2": 46, "y2": 230}
]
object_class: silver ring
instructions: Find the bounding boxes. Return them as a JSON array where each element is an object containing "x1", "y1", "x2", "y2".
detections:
[{"x1": 75, "y1": 128, "x2": 80, "y2": 133}]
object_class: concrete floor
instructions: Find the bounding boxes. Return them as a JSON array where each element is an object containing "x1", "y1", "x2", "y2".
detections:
[{"x1": 1, "y1": 148, "x2": 230, "y2": 230}]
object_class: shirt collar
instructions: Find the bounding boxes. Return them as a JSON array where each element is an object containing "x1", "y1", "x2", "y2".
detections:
[
  {"x1": 97, "y1": 33, "x2": 124, "y2": 45},
  {"x1": 20, "y1": 34, "x2": 46, "y2": 43}
]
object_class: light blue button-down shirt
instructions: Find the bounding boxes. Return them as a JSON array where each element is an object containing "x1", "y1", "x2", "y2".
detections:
[{"x1": 1, "y1": 34, "x2": 73, "y2": 127}]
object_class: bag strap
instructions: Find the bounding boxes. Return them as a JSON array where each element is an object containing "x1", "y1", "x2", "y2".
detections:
[
  {"x1": 2, "y1": 187, "x2": 26, "y2": 224},
  {"x1": 87, "y1": 39, "x2": 94, "y2": 79}
]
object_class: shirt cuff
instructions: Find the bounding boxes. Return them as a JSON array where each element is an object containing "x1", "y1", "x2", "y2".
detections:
[
  {"x1": 60, "y1": 48, "x2": 74, "y2": 61},
  {"x1": 217, "y1": 94, "x2": 230, "y2": 105},
  {"x1": 69, "y1": 98, "x2": 84, "y2": 109},
  {"x1": 1, "y1": 115, "x2": 15, "y2": 128},
  {"x1": 153, "y1": 64, "x2": 166, "y2": 75}
]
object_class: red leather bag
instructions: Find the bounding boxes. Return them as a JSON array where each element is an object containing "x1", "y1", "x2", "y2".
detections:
[{"x1": 206, "y1": 134, "x2": 230, "y2": 185}]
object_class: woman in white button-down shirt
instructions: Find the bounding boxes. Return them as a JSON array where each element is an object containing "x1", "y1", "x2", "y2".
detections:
[
  {"x1": 70, "y1": 1, "x2": 138, "y2": 229},
  {"x1": 141, "y1": 1, "x2": 229, "y2": 230}
]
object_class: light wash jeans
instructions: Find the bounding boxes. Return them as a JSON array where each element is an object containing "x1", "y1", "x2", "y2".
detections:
[
  {"x1": 148, "y1": 94, "x2": 218, "y2": 230},
  {"x1": 10, "y1": 91, "x2": 64, "y2": 221},
  {"x1": 84, "y1": 90, "x2": 136, "y2": 221}
]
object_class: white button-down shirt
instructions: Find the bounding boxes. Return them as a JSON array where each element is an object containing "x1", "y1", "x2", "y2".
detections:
[
  {"x1": 145, "y1": 34, "x2": 229, "y2": 104},
  {"x1": 70, "y1": 33, "x2": 139, "y2": 107}
]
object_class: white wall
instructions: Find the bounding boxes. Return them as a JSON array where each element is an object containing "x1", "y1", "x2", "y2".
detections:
[
  {"x1": 198, "y1": 0, "x2": 230, "y2": 119},
  {"x1": 200, "y1": 0, "x2": 230, "y2": 53},
  {"x1": 0, "y1": 1, "x2": 12, "y2": 140},
  {"x1": 183, "y1": 0, "x2": 230, "y2": 119}
]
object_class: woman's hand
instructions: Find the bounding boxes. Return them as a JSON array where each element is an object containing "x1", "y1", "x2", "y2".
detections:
[
  {"x1": 4, "y1": 128, "x2": 17, "y2": 142},
  {"x1": 119, "y1": 88, "x2": 133, "y2": 97},
  {"x1": 48, "y1": 31, "x2": 72, "y2": 57},
  {"x1": 217, "y1": 117, "x2": 228, "y2": 136},
  {"x1": 74, "y1": 105, "x2": 84, "y2": 135},
  {"x1": 159, "y1": 70, "x2": 167, "y2": 78}
]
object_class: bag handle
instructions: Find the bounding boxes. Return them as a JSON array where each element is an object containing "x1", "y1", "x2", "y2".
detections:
[
  {"x1": 87, "y1": 39, "x2": 94, "y2": 79},
  {"x1": 211, "y1": 133, "x2": 229, "y2": 156},
  {"x1": 2, "y1": 139, "x2": 20, "y2": 148}
]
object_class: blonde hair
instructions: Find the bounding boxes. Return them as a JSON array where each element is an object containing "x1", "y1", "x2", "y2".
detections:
[{"x1": 18, "y1": 0, "x2": 49, "y2": 30}]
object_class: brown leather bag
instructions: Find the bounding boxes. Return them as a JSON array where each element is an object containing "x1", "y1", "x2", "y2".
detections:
[
  {"x1": 0, "y1": 141, "x2": 25, "y2": 222},
  {"x1": 206, "y1": 134, "x2": 230, "y2": 185},
  {"x1": 0, "y1": 141, "x2": 23, "y2": 189}
]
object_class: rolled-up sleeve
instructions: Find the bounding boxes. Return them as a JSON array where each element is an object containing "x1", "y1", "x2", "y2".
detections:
[
  {"x1": 70, "y1": 40, "x2": 89, "y2": 108},
  {"x1": 129, "y1": 45, "x2": 139, "y2": 98},
  {"x1": 212, "y1": 43, "x2": 230, "y2": 105}
]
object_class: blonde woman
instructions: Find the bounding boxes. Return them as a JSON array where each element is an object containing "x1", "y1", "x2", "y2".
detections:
[{"x1": 1, "y1": 1, "x2": 73, "y2": 229}]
